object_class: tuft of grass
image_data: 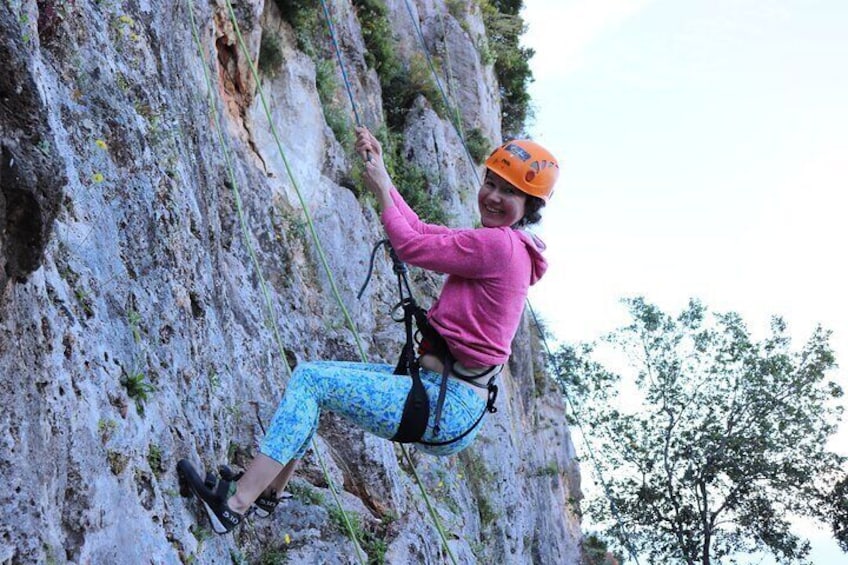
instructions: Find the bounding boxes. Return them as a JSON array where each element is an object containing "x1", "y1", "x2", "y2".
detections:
[
  {"x1": 446, "y1": 0, "x2": 465, "y2": 20},
  {"x1": 190, "y1": 524, "x2": 213, "y2": 545},
  {"x1": 97, "y1": 419, "x2": 118, "y2": 443},
  {"x1": 75, "y1": 287, "x2": 94, "y2": 317},
  {"x1": 107, "y1": 450, "x2": 129, "y2": 475},
  {"x1": 478, "y1": 496, "x2": 498, "y2": 527},
  {"x1": 533, "y1": 462, "x2": 559, "y2": 477},
  {"x1": 288, "y1": 480, "x2": 325, "y2": 506},
  {"x1": 127, "y1": 309, "x2": 142, "y2": 343},
  {"x1": 147, "y1": 443, "x2": 164, "y2": 475},
  {"x1": 121, "y1": 366, "x2": 156, "y2": 414},
  {"x1": 258, "y1": 548, "x2": 289, "y2": 565},
  {"x1": 327, "y1": 508, "x2": 388, "y2": 564}
]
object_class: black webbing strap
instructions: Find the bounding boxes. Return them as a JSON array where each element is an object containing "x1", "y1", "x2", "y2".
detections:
[{"x1": 390, "y1": 298, "x2": 430, "y2": 443}]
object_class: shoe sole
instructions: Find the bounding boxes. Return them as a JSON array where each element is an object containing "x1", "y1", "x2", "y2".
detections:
[{"x1": 176, "y1": 459, "x2": 234, "y2": 535}]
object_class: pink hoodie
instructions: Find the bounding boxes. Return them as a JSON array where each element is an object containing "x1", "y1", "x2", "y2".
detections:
[{"x1": 381, "y1": 187, "x2": 547, "y2": 367}]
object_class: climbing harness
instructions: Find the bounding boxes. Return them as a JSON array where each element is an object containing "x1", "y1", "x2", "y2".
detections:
[{"x1": 359, "y1": 240, "x2": 499, "y2": 446}]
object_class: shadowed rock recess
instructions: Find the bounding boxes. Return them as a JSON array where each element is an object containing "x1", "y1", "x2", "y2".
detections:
[{"x1": 0, "y1": 1, "x2": 583, "y2": 563}]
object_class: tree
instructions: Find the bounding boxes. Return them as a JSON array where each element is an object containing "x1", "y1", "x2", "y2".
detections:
[{"x1": 557, "y1": 297, "x2": 846, "y2": 564}]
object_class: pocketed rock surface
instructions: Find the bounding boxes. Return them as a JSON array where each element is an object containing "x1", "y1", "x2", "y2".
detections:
[{"x1": 0, "y1": 1, "x2": 583, "y2": 563}]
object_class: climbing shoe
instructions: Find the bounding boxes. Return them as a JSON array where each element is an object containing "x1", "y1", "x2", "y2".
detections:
[
  {"x1": 177, "y1": 459, "x2": 243, "y2": 534},
  {"x1": 253, "y1": 489, "x2": 292, "y2": 518},
  {"x1": 217, "y1": 464, "x2": 291, "y2": 518}
]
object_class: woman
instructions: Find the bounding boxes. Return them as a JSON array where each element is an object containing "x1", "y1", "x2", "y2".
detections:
[{"x1": 177, "y1": 126, "x2": 559, "y2": 534}]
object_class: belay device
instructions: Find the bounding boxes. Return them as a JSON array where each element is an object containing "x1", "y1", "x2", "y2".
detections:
[{"x1": 358, "y1": 239, "x2": 499, "y2": 445}]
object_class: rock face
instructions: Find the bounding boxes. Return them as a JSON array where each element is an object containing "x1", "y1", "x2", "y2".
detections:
[{"x1": 0, "y1": 1, "x2": 582, "y2": 563}]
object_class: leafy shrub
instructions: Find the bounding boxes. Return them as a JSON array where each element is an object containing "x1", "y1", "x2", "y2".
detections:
[
  {"x1": 354, "y1": 0, "x2": 445, "y2": 126},
  {"x1": 259, "y1": 31, "x2": 283, "y2": 76},
  {"x1": 315, "y1": 60, "x2": 354, "y2": 147},
  {"x1": 379, "y1": 130, "x2": 448, "y2": 225},
  {"x1": 407, "y1": 53, "x2": 447, "y2": 119},
  {"x1": 465, "y1": 127, "x2": 492, "y2": 164},
  {"x1": 480, "y1": 0, "x2": 535, "y2": 137},
  {"x1": 273, "y1": 0, "x2": 320, "y2": 55}
]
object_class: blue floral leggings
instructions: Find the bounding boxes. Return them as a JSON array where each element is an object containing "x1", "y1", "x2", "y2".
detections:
[{"x1": 259, "y1": 361, "x2": 487, "y2": 461}]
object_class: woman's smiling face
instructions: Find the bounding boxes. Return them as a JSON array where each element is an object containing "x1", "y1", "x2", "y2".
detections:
[{"x1": 478, "y1": 171, "x2": 527, "y2": 228}]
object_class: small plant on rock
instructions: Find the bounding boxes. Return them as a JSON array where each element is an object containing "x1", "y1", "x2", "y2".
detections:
[{"x1": 121, "y1": 365, "x2": 156, "y2": 414}]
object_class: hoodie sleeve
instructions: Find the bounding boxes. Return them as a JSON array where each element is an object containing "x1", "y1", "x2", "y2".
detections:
[
  {"x1": 382, "y1": 205, "x2": 516, "y2": 279},
  {"x1": 388, "y1": 187, "x2": 454, "y2": 236}
]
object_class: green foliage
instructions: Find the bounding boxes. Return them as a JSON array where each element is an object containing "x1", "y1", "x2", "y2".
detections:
[
  {"x1": 106, "y1": 450, "x2": 129, "y2": 475},
  {"x1": 97, "y1": 418, "x2": 117, "y2": 442},
  {"x1": 315, "y1": 60, "x2": 354, "y2": 147},
  {"x1": 446, "y1": 0, "x2": 466, "y2": 20},
  {"x1": 288, "y1": 480, "x2": 325, "y2": 506},
  {"x1": 147, "y1": 443, "x2": 164, "y2": 475},
  {"x1": 480, "y1": 0, "x2": 534, "y2": 137},
  {"x1": 477, "y1": 496, "x2": 498, "y2": 527},
  {"x1": 190, "y1": 524, "x2": 213, "y2": 544},
  {"x1": 259, "y1": 31, "x2": 283, "y2": 76},
  {"x1": 407, "y1": 53, "x2": 447, "y2": 119},
  {"x1": 273, "y1": 0, "x2": 320, "y2": 56},
  {"x1": 532, "y1": 462, "x2": 559, "y2": 478},
  {"x1": 127, "y1": 309, "x2": 142, "y2": 343},
  {"x1": 582, "y1": 533, "x2": 621, "y2": 565},
  {"x1": 353, "y1": 0, "x2": 444, "y2": 127},
  {"x1": 121, "y1": 366, "x2": 156, "y2": 414},
  {"x1": 328, "y1": 507, "x2": 388, "y2": 564},
  {"x1": 559, "y1": 297, "x2": 845, "y2": 564},
  {"x1": 831, "y1": 475, "x2": 848, "y2": 552},
  {"x1": 274, "y1": 0, "x2": 352, "y2": 147},
  {"x1": 379, "y1": 129, "x2": 448, "y2": 225},
  {"x1": 353, "y1": 0, "x2": 400, "y2": 82},
  {"x1": 257, "y1": 549, "x2": 289, "y2": 565},
  {"x1": 459, "y1": 449, "x2": 499, "y2": 528},
  {"x1": 75, "y1": 287, "x2": 94, "y2": 317},
  {"x1": 465, "y1": 127, "x2": 491, "y2": 164}
]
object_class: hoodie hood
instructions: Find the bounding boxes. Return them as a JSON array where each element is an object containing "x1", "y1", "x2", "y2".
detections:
[{"x1": 516, "y1": 230, "x2": 548, "y2": 285}]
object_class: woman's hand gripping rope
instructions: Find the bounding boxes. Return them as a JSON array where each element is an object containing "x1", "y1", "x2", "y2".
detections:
[{"x1": 355, "y1": 126, "x2": 394, "y2": 212}]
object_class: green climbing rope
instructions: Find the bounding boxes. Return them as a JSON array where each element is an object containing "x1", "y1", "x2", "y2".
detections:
[{"x1": 186, "y1": 2, "x2": 366, "y2": 562}]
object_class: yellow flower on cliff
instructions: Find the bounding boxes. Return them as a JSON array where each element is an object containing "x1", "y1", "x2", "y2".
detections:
[
  {"x1": 92, "y1": 172, "x2": 105, "y2": 183},
  {"x1": 95, "y1": 139, "x2": 108, "y2": 150}
]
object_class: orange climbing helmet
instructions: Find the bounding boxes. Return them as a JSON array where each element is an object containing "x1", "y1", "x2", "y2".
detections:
[{"x1": 484, "y1": 139, "x2": 559, "y2": 201}]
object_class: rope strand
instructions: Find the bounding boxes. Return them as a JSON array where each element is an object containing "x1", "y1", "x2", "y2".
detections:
[
  {"x1": 188, "y1": 2, "x2": 366, "y2": 561},
  {"x1": 405, "y1": 4, "x2": 643, "y2": 561},
  {"x1": 318, "y1": 2, "x2": 458, "y2": 562}
]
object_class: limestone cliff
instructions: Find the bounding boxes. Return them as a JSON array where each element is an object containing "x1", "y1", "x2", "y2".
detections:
[{"x1": 0, "y1": 1, "x2": 582, "y2": 563}]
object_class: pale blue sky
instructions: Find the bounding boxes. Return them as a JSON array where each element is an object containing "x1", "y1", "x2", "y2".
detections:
[{"x1": 522, "y1": 1, "x2": 848, "y2": 562}]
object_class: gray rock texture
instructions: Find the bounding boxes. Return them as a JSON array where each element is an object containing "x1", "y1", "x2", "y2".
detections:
[{"x1": 0, "y1": 1, "x2": 582, "y2": 563}]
